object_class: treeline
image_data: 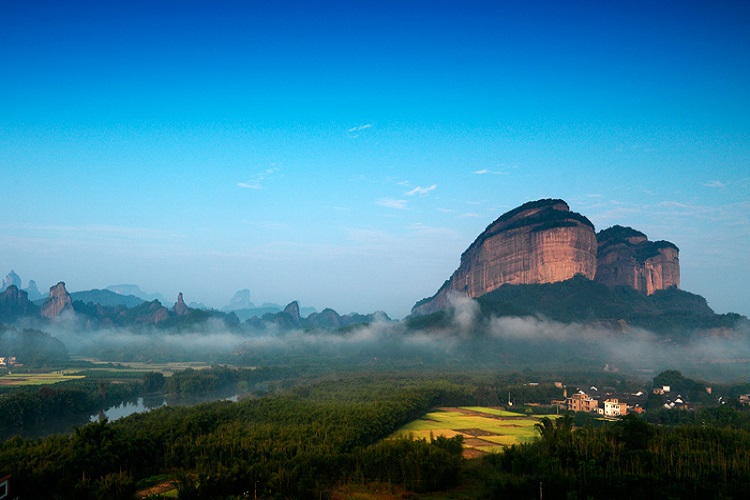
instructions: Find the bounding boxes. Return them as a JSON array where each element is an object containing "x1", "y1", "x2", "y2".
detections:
[
  {"x1": 164, "y1": 365, "x2": 294, "y2": 396},
  {"x1": 0, "y1": 365, "x2": 299, "y2": 439},
  {"x1": 476, "y1": 412, "x2": 750, "y2": 499},
  {"x1": 4, "y1": 370, "x2": 750, "y2": 498},
  {"x1": 0, "y1": 375, "x2": 474, "y2": 499},
  {"x1": 0, "y1": 379, "x2": 142, "y2": 438}
]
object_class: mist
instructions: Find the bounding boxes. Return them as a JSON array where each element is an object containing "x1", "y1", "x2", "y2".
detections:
[{"x1": 37, "y1": 293, "x2": 750, "y2": 383}]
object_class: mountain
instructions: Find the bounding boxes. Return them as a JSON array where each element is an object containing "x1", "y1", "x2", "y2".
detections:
[
  {"x1": 222, "y1": 289, "x2": 254, "y2": 311},
  {"x1": 1, "y1": 270, "x2": 43, "y2": 301},
  {"x1": 70, "y1": 289, "x2": 145, "y2": 308},
  {"x1": 246, "y1": 301, "x2": 391, "y2": 331},
  {"x1": 172, "y1": 292, "x2": 190, "y2": 316},
  {"x1": 0, "y1": 285, "x2": 38, "y2": 322},
  {"x1": 105, "y1": 284, "x2": 169, "y2": 304},
  {"x1": 412, "y1": 199, "x2": 685, "y2": 316},
  {"x1": 413, "y1": 199, "x2": 598, "y2": 315},
  {"x1": 222, "y1": 290, "x2": 317, "y2": 320},
  {"x1": 407, "y1": 275, "x2": 744, "y2": 335},
  {"x1": 40, "y1": 282, "x2": 75, "y2": 320},
  {"x1": 2, "y1": 270, "x2": 22, "y2": 291},
  {"x1": 25, "y1": 280, "x2": 43, "y2": 301},
  {"x1": 595, "y1": 225, "x2": 680, "y2": 294}
]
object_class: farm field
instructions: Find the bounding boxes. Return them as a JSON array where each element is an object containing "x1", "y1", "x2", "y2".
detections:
[
  {"x1": 391, "y1": 406, "x2": 555, "y2": 457},
  {"x1": 73, "y1": 357, "x2": 216, "y2": 376},
  {"x1": 0, "y1": 370, "x2": 85, "y2": 386}
]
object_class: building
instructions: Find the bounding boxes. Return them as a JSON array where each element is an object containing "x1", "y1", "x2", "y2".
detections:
[
  {"x1": 603, "y1": 398, "x2": 627, "y2": 417},
  {"x1": 567, "y1": 391, "x2": 598, "y2": 413}
]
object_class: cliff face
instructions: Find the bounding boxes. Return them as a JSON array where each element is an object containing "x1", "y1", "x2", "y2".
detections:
[
  {"x1": 413, "y1": 199, "x2": 597, "y2": 315},
  {"x1": 172, "y1": 292, "x2": 190, "y2": 316},
  {"x1": 594, "y1": 225, "x2": 680, "y2": 294},
  {"x1": 40, "y1": 282, "x2": 76, "y2": 319},
  {"x1": 0, "y1": 285, "x2": 36, "y2": 321}
]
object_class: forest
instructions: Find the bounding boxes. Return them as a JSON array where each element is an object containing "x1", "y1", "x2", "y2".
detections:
[{"x1": 2, "y1": 368, "x2": 750, "y2": 499}]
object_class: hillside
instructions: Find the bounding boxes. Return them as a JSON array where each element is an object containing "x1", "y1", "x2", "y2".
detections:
[{"x1": 409, "y1": 275, "x2": 745, "y2": 335}]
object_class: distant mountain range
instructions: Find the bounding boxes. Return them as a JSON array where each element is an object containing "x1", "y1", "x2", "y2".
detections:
[
  {"x1": 105, "y1": 284, "x2": 169, "y2": 304},
  {"x1": 0, "y1": 280, "x2": 372, "y2": 332},
  {"x1": 0, "y1": 198, "x2": 745, "y2": 334}
]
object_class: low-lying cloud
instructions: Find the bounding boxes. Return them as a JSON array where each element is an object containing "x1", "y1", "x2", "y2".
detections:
[{"x1": 39, "y1": 300, "x2": 750, "y2": 383}]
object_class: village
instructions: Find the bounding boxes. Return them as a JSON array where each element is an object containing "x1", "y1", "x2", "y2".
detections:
[{"x1": 556, "y1": 380, "x2": 735, "y2": 418}]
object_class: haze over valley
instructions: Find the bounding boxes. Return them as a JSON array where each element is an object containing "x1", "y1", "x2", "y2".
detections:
[{"x1": 1, "y1": 2, "x2": 749, "y2": 498}]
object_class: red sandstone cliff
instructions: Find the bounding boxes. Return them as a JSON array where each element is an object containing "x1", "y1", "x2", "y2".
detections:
[
  {"x1": 594, "y1": 225, "x2": 680, "y2": 294},
  {"x1": 412, "y1": 199, "x2": 598, "y2": 315},
  {"x1": 172, "y1": 292, "x2": 190, "y2": 316},
  {"x1": 40, "y1": 282, "x2": 76, "y2": 319}
]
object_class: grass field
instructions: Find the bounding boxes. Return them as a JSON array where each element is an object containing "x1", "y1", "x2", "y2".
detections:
[
  {"x1": 73, "y1": 357, "x2": 215, "y2": 376},
  {"x1": 0, "y1": 370, "x2": 86, "y2": 386},
  {"x1": 391, "y1": 406, "x2": 556, "y2": 457}
]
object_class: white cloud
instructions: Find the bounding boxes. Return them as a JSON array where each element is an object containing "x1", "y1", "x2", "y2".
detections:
[
  {"x1": 704, "y1": 180, "x2": 726, "y2": 188},
  {"x1": 473, "y1": 169, "x2": 507, "y2": 175},
  {"x1": 238, "y1": 168, "x2": 278, "y2": 190},
  {"x1": 404, "y1": 184, "x2": 437, "y2": 196},
  {"x1": 376, "y1": 198, "x2": 408, "y2": 209},
  {"x1": 348, "y1": 123, "x2": 373, "y2": 133}
]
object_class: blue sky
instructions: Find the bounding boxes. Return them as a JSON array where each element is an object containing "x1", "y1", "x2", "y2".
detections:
[{"x1": 1, "y1": 1, "x2": 748, "y2": 318}]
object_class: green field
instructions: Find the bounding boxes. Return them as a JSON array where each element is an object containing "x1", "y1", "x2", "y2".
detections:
[
  {"x1": 391, "y1": 406, "x2": 555, "y2": 456},
  {"x1": 0, "y1": 370, "x2": 86, "y2": 386},
  {"x1": 73, "y1": 357, "x2": 215, "y2": 376}
]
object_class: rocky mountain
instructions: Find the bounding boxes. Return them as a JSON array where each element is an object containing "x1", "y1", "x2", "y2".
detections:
[
  {"x1": 0, "y1": 285, "x2": 38, "y2": 321},
  {"x1": 172, "y1": 292, "x2": 190, "y2": 316},
  {"x1": 595, "y1": 225, "x2": 680, "y2": 294},
  {"x1": 222, "y1": 289, "x2": 254, "y2": 311},
  {"x1": 223, "y1": 291, "x2": 318, "y2": 321},
  {"x1": 413, "y1": 199, "x2": 598, "y2": 315},
  {"x1": 407, "y1": 274, "x2": 743, "y2": 335},
  {"x1": 40, "y1": 282, "x2": 76, "y2": 320},
  {"x1": 70, "y1": 289, "x2": 145, "y2": 308},
  {"x1": 412, "y1": 199, "x2": 682, "y2": 316},
  {"x1": 25, "y1": 280, "x2": 43, "y2": 301},
  {"x1": 1, "y1": 271, "x2": 42, "y2": 301},
  {"x1": 105, "y1": 284, "x2": 169, "y2": 305},
  {"x1": 2, "y1": 270, "x2": 22, "y2": 291},
  {"x1": 247, "y1": 301, "x2": 391, "y2": 330}
]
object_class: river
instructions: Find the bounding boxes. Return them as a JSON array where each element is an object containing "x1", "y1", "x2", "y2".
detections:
[{"x1": 89, "y1": 393, "x2": 239, "y2": 422}]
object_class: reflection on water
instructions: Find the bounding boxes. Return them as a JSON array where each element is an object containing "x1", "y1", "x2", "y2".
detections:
[
  {"x1": 5, "y1": 392, "x2": 243, "y2": 440},
  {"x1": 90, "y1": 397, "x2": 166, "y2": 422},
  {"x1": 90, "y1": 393, "x2": 239, "y2": 423}
]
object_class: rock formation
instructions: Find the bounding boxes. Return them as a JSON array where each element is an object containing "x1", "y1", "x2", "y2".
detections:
[
  {"x1": 283, "y1": 301, "x2": 301, "y2": 323},
  {"x1": 594, "y1": 225, "x2": 680, "y2": 294},
  {"x1": 0, "y1": 285, "x2": 36, "y2": 321},
  {"x1": 136, "y1": 301, "x2": 170, "y2": 324},
  {"x1": 413, "y1": 199, "x2": 598, "y2": 315},
  {"x1": 223, "y1": 289, "x2": 254, "y2": 312},
  {"x1": 172, "y1": 292, "x2": 190, "y2": 316},
  {"x1": 25, "y1": 280, "x2": 43, "y2": 301},
  {"x1": 40, "y1": 282, "x2": 76, "y2": 319},
  {"x1": 305, "y1": 308, "x2": 343, "y2": 330},
  {"x1": 2, "y1": 270, "x2": 22, "y2": 291}
]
